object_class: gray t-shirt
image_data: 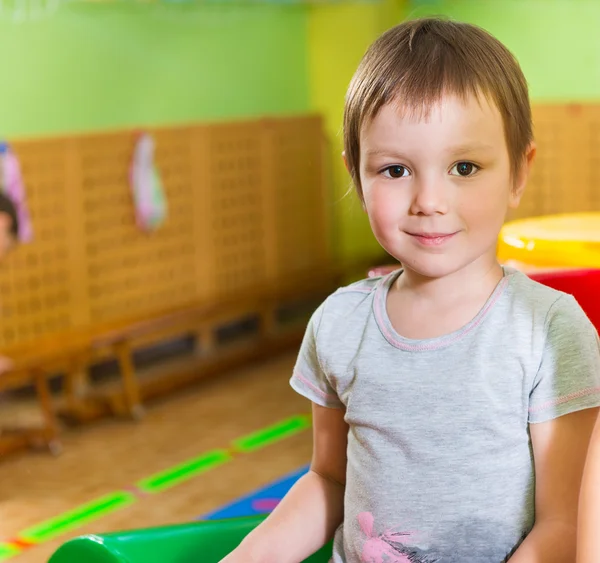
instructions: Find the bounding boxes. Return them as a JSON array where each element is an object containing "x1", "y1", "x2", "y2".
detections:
[{"x1": 290, "y1": 267, "x2": 600, "y2": 563}]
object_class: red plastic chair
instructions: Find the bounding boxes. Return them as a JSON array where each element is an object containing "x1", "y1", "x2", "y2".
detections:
[{"x1": 528, "y1": 269, "x2": 600, "y2": 332}]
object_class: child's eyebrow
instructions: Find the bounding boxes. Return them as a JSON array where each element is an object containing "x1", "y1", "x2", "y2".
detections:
[
  {"x1": 363, "y1": 148, "x2": 409, "y2": 159},
  {"x1": 363, "y1": 143, "x2": 496, "y2": 163},
  {"x1": 364, "y1": 142, "x2": 495, "y2": 157},
  {"x1": 446, "y1": 142, "x2": 495, "y2": 156}
]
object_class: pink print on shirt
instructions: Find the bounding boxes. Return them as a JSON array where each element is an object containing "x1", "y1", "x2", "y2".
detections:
[{"x1": 358, "y1": 512, "x2": 438, "y2": 563}]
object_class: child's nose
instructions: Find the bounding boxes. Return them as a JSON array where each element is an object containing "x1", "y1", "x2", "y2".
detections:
[{"x1": 409, "y1": 178, "x2": 449, "y2": 216}]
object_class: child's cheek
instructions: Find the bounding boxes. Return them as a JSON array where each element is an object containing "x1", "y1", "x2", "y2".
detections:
[
  {"x1": 365, "y1": 187, "x2": 404, "y2": 244},
  {"x1": 459, "y1": 184, "x2": 507, "y2": 234}
]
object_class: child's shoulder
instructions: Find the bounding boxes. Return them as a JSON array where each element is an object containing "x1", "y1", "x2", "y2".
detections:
[
  {"x1": 315, "y1": 271, "x2": 391, "y2": 320},
  {"x1": 331, "y1": 273, "x2": 386, "y2": 297},
  {"x1": 506, "y1": 267, "x2": 589, "y2": 326},
  {"x1": 324, "y1": 270, "x2": 394, "y2": 306},
  {"x1": 507, "y1": 267, "x2": 567, "y2": 299}
]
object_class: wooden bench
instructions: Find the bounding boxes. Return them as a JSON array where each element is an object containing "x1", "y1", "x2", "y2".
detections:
[
  {"x1": 0, "y1": 260, "x2": 375, "y2": 458},
  {"x1": 0, "y1": 301, "x2": 278, "y2": 457},
  {"x1": 0, "y1": 332, "x2": 91, "y2": 456},
  {"x1": 67, "y1": 266, "x2": 348, "y2": 418}
]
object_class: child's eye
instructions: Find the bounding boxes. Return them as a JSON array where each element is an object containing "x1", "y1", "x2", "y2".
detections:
[
  {"x1": 450, "y1": 162, "x2": 479, "y2": 177},
  {"x1": 382, "y1": 165, "x2": 410, "y2": 179}
]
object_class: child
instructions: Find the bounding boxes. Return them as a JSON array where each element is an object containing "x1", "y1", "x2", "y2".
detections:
[
  {"x1": 0, "y1": 192, "x2": 18, "y2": 374},
  {"x1": 220, "y1": 17, "x2": 600, "y2": 563},
  {"x1": 0, "y1": 191, "x2": 18, "y2": 262}
]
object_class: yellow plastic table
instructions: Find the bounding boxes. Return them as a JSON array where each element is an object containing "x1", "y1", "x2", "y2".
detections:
[{"x1": 497, "y1": 212, "x2": 600, "y2": 269}]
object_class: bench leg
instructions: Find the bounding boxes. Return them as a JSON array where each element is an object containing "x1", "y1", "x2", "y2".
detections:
[
  {"x1": 34, "y1": 370, "x2": 62, "y2": 456},
  {"x1": 115, "y1": 341, "x2": 144, "y2": 421},
  {"x1": 64, "y1": 357, "x2": 91, "y2": 413}
]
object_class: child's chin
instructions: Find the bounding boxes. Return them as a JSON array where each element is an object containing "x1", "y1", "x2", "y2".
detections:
[{"x1": 403, "y1": 259, "x2": 465, "y2": 280}]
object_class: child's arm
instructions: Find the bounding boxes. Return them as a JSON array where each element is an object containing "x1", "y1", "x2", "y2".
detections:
[
  {"x1": 577, "y1": 411, "x2": 600, "y2": 563},
  {"x1": 219, "y1": 403, "x2": 348, "y2": 563},
  {"x1": 508, "y1": 407, "x2": 599, "y2": 563}
]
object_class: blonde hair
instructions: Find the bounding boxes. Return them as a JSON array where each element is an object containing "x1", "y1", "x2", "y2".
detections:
[{"x1": 343, "y1": 17, "x2": 533, "y2": 199}]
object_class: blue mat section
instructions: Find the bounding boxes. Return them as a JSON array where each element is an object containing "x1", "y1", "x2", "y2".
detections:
[{"x1": 199, "y1": 464, "x2": 309, "y2": 520}]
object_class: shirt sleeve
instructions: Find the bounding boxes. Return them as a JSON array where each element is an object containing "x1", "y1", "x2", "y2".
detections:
[
  {"x1": 290, "y1": 302, "x2": 344, "y2": 409},
  {"x1": 528, "y1": 293, "x2": 600, "y2": 424}
]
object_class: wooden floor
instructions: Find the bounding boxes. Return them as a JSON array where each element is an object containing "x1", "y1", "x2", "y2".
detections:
[{"x1": 0, "y1": 350, "x2": 313, "y2": 563}]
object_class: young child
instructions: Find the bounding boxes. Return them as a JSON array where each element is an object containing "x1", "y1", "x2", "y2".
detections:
[
  {"x1": 0, "y1": 191, "x2": 18, "y2": 261},
  {"x1": 220, "y1": 17, "x2": 600, "y2": 563},
  {"x1": 0, "y1": 192, "x2": 18, "y2": 375}
]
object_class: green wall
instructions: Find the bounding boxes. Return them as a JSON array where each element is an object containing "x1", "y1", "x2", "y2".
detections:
[
  {"x1": 0, "y1": 3, "x2": 309, "y2": 137},
  {"x1": 308, "y1": 0, "x2": 405, "y2": 263},
  {"x1": 408, "y1": 0, "x2": 600, "y2": 100}
]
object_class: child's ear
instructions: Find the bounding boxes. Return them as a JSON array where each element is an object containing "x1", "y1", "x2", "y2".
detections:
[{"x1": 509, "y1": 142, "x2": 537, "y2": 209}]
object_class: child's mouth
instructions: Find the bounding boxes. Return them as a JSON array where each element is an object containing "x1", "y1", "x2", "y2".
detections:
[{"x1": 408, "y1": 232, "x2": 458, "y2": 246}]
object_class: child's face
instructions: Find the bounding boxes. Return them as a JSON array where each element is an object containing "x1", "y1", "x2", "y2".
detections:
[
  {"x1": 358, "y1": 93, "x2": 532, "y2": 281},
  {"x1": 0, "y1": 213, "x2": 16, "y2": 261}
]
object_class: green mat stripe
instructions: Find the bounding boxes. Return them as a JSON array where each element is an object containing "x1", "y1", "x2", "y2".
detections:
[
  {"x1": 233, "y1": 415, "x2": 311, "y2": 452},
  {"x1": 20, "y1": 492, "x2": 135, "y2": 543},
  {"x1": 0, "y1": 544, "x2": 19, "y2": 562},
  {"x1": 138, "y1": 449, "x2": 231, "y2": 493}
]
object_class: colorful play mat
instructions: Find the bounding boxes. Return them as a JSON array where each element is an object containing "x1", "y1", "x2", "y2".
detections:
[{"x1": 498, "y1": 212, "x2": 600, "y2": 269}]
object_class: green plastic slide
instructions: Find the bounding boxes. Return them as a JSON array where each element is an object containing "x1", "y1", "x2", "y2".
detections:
[{"x1": 48, "y1": 515, "x2": 333, "y2": 563}]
